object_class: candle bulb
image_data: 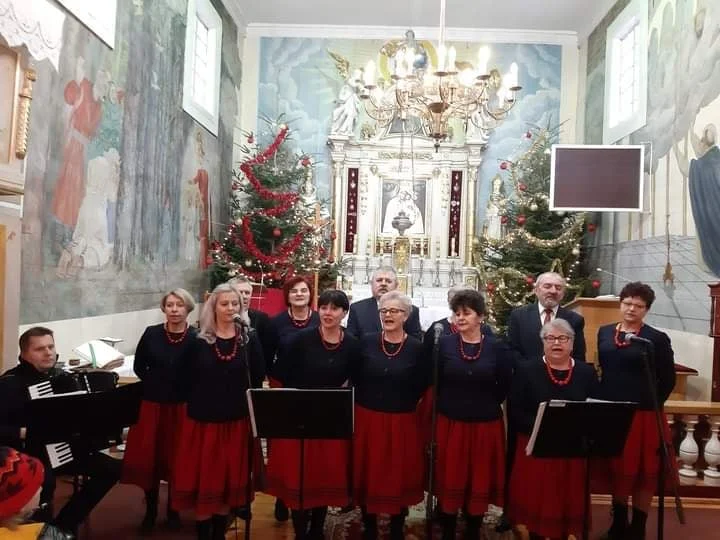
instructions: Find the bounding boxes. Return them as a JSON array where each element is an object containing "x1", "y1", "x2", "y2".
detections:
[
  {"x1": 451, "y1": 237, "x2": 455, "y2": 257},
  {"x1": 353, "y1": 235, "x2": 358, "y2": 254}
]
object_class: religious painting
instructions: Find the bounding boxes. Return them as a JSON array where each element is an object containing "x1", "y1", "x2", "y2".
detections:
[
  {"x1": 19, "y1": 0, "x2": 239, "y2": 323},
  {"x1": 379, "y1": 179, "x2": 427, "y2": 236}
]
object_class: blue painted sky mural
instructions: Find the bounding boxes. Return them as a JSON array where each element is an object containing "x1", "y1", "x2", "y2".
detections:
[{"x1": 257, "y1": 37, "x2": 562, "y2": 228}]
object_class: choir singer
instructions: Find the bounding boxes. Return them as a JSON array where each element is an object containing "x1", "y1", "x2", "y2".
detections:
[
  {"x1": 594, "y1": 282, "x2": 676, "y2": 540},
  {"x1": 265, "y1": 289, "x2": 358, "y2": 539},
  {"x1": 171, "y1": 283, "x2": 264, "y2": 540},
  {"x1": 121, "y1": 288, "x2": 196, "y2": 533},
  {"x1": 507, "y1": 319, "x2": 598, "y2": 540},
  {"x1": 351, "y1": 291, "x2": 427, "y2": 540},
  {"x1": 431, "y1": 289, "x2": 512, "y2": 540}
]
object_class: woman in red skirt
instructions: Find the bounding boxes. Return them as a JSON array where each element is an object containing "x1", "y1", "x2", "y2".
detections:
[
  {"x1": 594, "y1": 282, "x2": 676, "y2": 540},
  {"x1": 171, "y1": 283, "x2": 265, "y2": 540},
  {"x1": 352, "y1": 290, "x2": 427, "y2": 540},
  {"x1": 507, "y1": 319, "x2": 598, "y2": 539},
  {"x1": 265, "y1": 289, "x2": 358, "y2": 539},
  {"x1": 432, "y1": 289, "x2": 512, "y2": 540},
  {"x1": 121, "y1": 287, "x2": 196, "y2": 533},
  {"x1": 265, "y1": 275, "x2": 320, "y2": 522}
]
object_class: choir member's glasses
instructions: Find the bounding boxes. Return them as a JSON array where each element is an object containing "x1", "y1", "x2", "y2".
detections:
[
  {"x1": 542, "y1": 335, "x2": 572, "y2": 343},
  {"x1": 378, "y1": 308, "x2": 406, "y2": 315}
]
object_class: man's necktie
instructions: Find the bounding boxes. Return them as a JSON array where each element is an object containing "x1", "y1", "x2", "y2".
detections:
[{"x1": 543, "y1": 308, "x2": 553, "y2": 325}]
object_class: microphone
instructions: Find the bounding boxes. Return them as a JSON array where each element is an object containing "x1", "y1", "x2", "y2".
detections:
[
  {"x1": 433, "y1": 322, "x2": 444, "y2": 344},
  {"x1": 624, "y1": 333, "x2": 654, "y2": 346},
  {"x1": 232, "y1": 313, "x2": 255, "y2": 342}
]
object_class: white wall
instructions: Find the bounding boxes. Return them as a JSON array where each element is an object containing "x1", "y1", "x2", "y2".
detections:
[
  {"x1": 661, "y1": 327, "x2": 713, "y2": 401},
  {"x1": 0, "y1": 201, "x2": 22, "y2": 373}
]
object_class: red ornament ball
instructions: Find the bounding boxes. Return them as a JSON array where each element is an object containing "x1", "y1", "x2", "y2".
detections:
[
  {"x1": 500, "y1": 215, "x2": 509, "y2": 224},
  {"x1": 518, "y1": 183, "x2": 527, "y2": 191},
  {"x1": 500, "y1": 161, "x2": 508, "y2": 170},
  {"x1": 486, "y1": 283, "x2": 496, "y2": 292},
  {"x1": 525, "y1": 130, "x2": 532, "y2": 139},
  {"x1": 327, "y1": 256, "x2": 335, "y2": 264},
  {"x1": 301, "y1": 156, "x2": 311, "y2": 167},
  {"x1": 517, "y1": 215, "x2": 527, "y2": 225},
  {"x1": 273, "y1": 227, "x2": 282, "y2": 237},
  {"x1": 587, "y1": 223, "x2": 597, "y2": 233},
  {"x1": 247, "y1": 133, "x2": 254, "y2": 144},
  {"x1": 592, "y1": 279, "x2": 601, "y2": 289},
  {"x1": 525, "y1": 276, "x2": 535, "y2": 285},
  {"x1": 330, "y1": 231, "x2": 337, "y2": 240}
]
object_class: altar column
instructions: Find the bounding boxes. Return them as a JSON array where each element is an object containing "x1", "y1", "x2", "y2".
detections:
[{"x1": 465, "y1": 165, "x2": 478, "y2": 267}]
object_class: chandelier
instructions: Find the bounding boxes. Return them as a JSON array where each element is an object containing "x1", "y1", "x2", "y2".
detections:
[{"x1": 358, "y1": 0, "x2": 522, "y2": 150}]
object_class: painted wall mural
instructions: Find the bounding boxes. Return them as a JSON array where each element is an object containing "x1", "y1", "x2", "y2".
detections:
[
  {"x1": 20, "y1": 0, "x2": 239, "y2": 323},
  {"x1": 585, "y1": 0, "x2": 720, "y2": 334},
  {"x1": 256, "y1": 37, "x2": 562, "y2": 230}
]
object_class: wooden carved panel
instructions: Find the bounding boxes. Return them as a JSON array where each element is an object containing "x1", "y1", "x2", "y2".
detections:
[{"x1": 0, "y1": 44, "x2": 31, "y2": 195}]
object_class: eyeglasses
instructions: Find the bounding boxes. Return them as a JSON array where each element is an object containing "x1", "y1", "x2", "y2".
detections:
[
  {"x1": 542, "y1": 335, "x2": 571, "y2": 343},
  {"x1": 379, "y1": 308, "x2": 406, "y2": 315},
  {"x1": 620, "y1": 300, "x2": 647, "y2": 310}
]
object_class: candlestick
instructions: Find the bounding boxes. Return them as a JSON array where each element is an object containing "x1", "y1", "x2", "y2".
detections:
[{"x1": 451, "y1": 237, "x2": 455, "y2": 257}]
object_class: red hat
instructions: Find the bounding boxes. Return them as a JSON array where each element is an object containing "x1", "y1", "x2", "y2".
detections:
[{"x1": 0, "y1": 446, "x2": 45, "y2": 520}]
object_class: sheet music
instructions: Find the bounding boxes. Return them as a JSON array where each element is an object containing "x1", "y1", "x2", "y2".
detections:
[{"x1": 46, "y1": 442, "x2": 74, "y2": 469}]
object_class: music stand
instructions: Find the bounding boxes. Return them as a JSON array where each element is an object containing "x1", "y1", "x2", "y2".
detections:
[
  {"x1": 26, "y1": 382, "x2": 143, "y2": 443},
  {"x1": 527, "y1": 400, "x2": 636, "y2": 540},
  {"x1": 247, "y1": 388, "x2": 354, "y2": 537}
]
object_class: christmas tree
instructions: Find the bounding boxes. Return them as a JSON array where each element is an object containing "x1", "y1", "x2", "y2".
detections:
[
  {"x1": 209, "y1": 123, "x2": 338, "y2": 291},
  {"x1": 474, "y1": 125, "x2": 598, "y2": 331}
]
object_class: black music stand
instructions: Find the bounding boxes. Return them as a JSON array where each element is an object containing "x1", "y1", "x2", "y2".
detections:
[
  {"x1": 26, "y1": 382, "x2": 143, "y2": 444},
  {"x1": 528, "y1": 400, "x2": 636, "y2": 540},
  {"x1": 247, "y1": 388, "x2": 354, "y2": 537}
]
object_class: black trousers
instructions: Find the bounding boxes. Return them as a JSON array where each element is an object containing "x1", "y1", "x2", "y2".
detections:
[{"x1": 49, "y1": 452, "x2": 122, "y2": 531}]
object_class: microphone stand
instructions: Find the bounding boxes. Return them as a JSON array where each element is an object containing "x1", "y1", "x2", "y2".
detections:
[
  {"x1": 638, "y1": 341, "x2": 685, "y2": 540},
  {"x1": 425, "y1": 328, "x2": 442, "y2": 540},
  {"x1": 238, "y1": 323, "x2": 255, "y2": 540}
]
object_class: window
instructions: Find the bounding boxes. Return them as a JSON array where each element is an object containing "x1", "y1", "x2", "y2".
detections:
[
  {"x1": 183, "y1": 0, "x2": 222, "y2": 136},
  {"x1": 603, "y1": 0, "x2": 648, "y2": 144}
]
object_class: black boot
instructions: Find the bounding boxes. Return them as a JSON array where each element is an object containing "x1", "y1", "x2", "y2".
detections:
[
  {"x1": 211, "y1": 514, "x2": 228, "y2": 540},
  {"x1": 440, "y1": 512, "x2": 457, "y2": 540},
  {"x1": 291, "y1": 509, "x2": 310, "y2": 539},
  {"x1": 166, "y1": 488, "x2": 181, "y2": 530},
  {"x1": 196, "y1": 519, "x2": 212, "y2": 540},
  {"x1": 389, "y1": 514, "x2": 405, "y2": 540},
  {"x1": 140, "y1": 488, "x2": 159, "y2": 534},
  {"x1": 361, "y1": 510, "x2": 378, "y2": 540},
  {"x1": 628, "y1": 507, "x2": 648, "y2": 540},
  {"x1": 275, "y1": 498, "x2": 290, "y2": 521},
  {"x1": 464, "y1": 514, "x2": 481, "y2": 540},
  {"x1": 599, "y1": 502, "x2": 629, "y2": 540},
  {"x1": 308, "y1": 507, "x2": 327, "y2": 539}
]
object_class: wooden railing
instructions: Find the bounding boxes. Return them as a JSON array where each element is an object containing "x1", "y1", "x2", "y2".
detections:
[{"x1": 665, "y1": 400, "x2": 720, "y2": 497}]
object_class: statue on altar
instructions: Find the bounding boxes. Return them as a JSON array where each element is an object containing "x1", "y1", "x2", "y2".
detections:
[{"x1": 483, "y1": 174, "x2": 505, "y2": 239}]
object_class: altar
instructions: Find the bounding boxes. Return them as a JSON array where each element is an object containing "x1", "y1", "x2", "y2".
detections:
[{"x1": 327, "y1": 132, "x2": 486, "y2": 308}]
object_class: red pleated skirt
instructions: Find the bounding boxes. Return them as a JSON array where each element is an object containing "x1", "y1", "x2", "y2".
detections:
[
  {"x1": 352, "y1": 405, "x2": 425, "y2": 515},
  {"x1": 171, "y1": 416, "x2": 254, "y2": 516},
  {"x1": 265, "y1": 437, "x2": 350, "y2": 509},
  {"x1": 434, "y1": 414, "x2": 505, "y2": 516},
  {"x1": 592, "y1": 410, "x2": 678, "y2": 497},
  {"x1": 121, "y1": 401, "x2": 186, "y2": 490},
  {"x1": 508, "y1": 433, "x2": 587, "y2": 538}
]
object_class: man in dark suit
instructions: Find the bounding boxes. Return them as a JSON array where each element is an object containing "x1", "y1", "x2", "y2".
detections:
[
  {"x1": 507, "y1": 271, "x2": 586, "y2": 362},
  {"x1": 346, "y1": 266, "x2": 423, "y2": 339},
  {"x1": 228, "y1": 277, "x2": 274, "y2": 372}
]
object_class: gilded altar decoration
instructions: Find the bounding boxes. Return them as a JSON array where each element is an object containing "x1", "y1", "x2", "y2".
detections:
[{"x1": 15, "y1": 68, "x2": 36, "y2": 159}]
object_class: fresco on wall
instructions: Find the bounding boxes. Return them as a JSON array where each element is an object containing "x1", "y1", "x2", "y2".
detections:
[
  {"x1": 257, "y1": 38, "x2": 562, "y2": 225},
  {"x1": 585, "y1": 0, "x2": 720, "y2": 333},
  {"x1": 20, "y1": 0, "x2": 239, "y2": 323}
]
